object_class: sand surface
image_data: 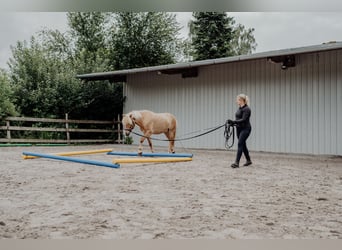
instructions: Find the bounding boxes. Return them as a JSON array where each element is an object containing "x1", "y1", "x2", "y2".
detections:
[{"x1": 0, "y1": 144, "x2": 341, "y2": 239}]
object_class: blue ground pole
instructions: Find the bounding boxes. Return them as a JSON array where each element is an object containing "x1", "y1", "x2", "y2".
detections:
[{"x1": 22, "y1": 152, "x2": 120, "y2": 169}]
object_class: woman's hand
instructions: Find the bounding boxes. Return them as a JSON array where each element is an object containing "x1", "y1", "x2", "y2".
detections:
[{"x1": 227, "y1": 119, "x2": 235, "y2": 125}]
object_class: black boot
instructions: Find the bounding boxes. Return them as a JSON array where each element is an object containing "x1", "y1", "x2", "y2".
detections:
[
  {"x1": 231, "y1": 162, "x2": 239, "y2": 168},
  {"x1": 243, "y1": 161, "x2": 252, "y2": 166}
]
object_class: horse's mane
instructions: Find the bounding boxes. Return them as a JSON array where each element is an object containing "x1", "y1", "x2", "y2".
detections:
[{"x1": 130, "y1": 110, "x2": 143, "y2": 120}]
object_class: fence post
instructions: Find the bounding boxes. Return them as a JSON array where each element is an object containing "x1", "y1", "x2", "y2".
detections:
[
  {"x1": 117, "y1": 114, "x2": 121, "y2": 144},
  {"x1": 65, "y1": 113, "x2": 70, "y2": 144},
  {"x1": 6, "y1": 119, "x2": 11, "y2": 142}
]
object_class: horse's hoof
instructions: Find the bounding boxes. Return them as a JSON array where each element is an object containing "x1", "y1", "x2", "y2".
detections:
[{"x1": 138, "y1": 152, "x2": 143, "y2": 156}]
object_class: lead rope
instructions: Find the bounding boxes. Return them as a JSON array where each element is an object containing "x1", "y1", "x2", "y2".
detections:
[
  {"x1": 124, "y1": 120, "x2": 235, "y2": 149},
  {"x1": 224, "y1": 120, "x2": 235, "y2": 149},
  {"x1": 129, "y1": 124, "x2": 225, "y2": 142}
]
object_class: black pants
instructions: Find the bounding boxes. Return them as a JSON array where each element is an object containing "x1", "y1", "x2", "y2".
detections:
[{"x1": 235, "y1": 126, "x2": 251, "y2": 164}]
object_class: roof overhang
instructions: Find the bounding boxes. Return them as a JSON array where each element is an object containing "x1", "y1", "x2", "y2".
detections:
[{"x1": 76, "y1": 42, "x2": 342, "y2": 82}]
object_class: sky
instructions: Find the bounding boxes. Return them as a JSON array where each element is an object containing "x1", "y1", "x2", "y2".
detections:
[{"x1": 1, "y1": 12, "x2": 342, "y2": 69}]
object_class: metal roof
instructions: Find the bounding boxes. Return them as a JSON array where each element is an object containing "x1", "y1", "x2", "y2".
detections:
[{"x1": 77, "y1": 42, "x2": 342, "y2": 81}]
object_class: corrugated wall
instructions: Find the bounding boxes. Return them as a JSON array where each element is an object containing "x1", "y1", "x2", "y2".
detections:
[{"x1": 124, "y1": 49, "x2": 342, "y2": 155}]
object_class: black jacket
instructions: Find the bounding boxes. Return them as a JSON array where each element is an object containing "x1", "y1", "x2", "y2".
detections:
[{"x1": 235, "y1": 105, "x2": 251, "y2": 128}]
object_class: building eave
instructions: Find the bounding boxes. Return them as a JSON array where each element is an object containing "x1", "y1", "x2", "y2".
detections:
[{"x1": 76, "y1": 42, "x2": 342, "y2": 82}]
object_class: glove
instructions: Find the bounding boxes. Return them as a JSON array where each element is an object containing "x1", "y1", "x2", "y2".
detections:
[{"x1": 227, "y1": 119, "x2": 234, "y2": 125}]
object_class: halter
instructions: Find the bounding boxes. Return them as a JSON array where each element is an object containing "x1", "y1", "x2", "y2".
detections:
[{"x1": 125, "y1": 118, "x2": 135, "y2": 133}]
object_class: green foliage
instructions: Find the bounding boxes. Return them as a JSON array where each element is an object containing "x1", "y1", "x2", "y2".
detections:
[
  {"x1": 189, "y1": 12, "x2": 257, "y2": 60},
  {"x1": 8, "y1": 37, "x2": 82, "y2": 118},
  {"x1": 230, "y1": 23, "x2": 257, "y2": 56},
  {"x1": 67, "y1": 12, "x2": 107, "y2": 54},
  {"x1": 189, "y1": 12, "x2": 234, "y2": 60},
  {"x1": 124, "y1": 135, "x2": 133, "y2": 145},
  {"x1": 67, "y1": 12, "x2": 112, "y2": 73},
  {"x1": 0, "y1": 69, "x2": 18, "y2": 118},
  {"x1": 111, "y1": 12, "x2": 182, "y2": 69},
  {"x1": 8, "y1": 13, "x2": 124, "y2": 121}
]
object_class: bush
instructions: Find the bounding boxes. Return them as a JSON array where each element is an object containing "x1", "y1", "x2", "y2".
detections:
[{"x1": 124, "y1": 136, "x2": 133, "y2": 145}]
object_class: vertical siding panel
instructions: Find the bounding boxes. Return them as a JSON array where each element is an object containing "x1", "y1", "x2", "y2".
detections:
[
  {"x1": 230, "y1": 62, "x2": 237, "y2": 150},
  {"x1": 226, "y1": 63, "x2": 231, "y2": 118},
  {"x1": 291, "y1": 55, "x2": 299, "y2": 153},
  {"x1": 276, "y1": 62, "x2": 282, "y2": 152},
  {"x1": 220, "y1": 64, "x2": 227, "y2": 147},
  {"x1": 285, "y1": 68, "x2": 291, "y2": 152},
  {"x1": 324, "y1": 51, "x2": 331, "y2": 154},
  {"x1": 280, "y1": 67, "x2": 286, "y2": 152},
  {"x1": 260, "y1": 59, "x2": 267, "y2": 151},
  {"x1": 184, "y1": 78, "x2": 192, "y2": 148},
  {"x1": 269, "y1": 61, "x2": 276, "y2": 152},
  {"x1": 330, "y1": 51, "x2": 337, "y2": 155},
  {"x1": 312, "y1": 54, "x2": 319, "y2": 154},
  {"x1": 208, "y1": 66, "x2": 215, "y2": 148},
  {"x1": 221, "y1": 64, "x2": 228, "y2": 121},
  {"x1": 300, "y1": 54, "x2": 309, "y2": 153},
  {"x1": 277, "y1": 63, "x2": 282, "y2": 152},
  {"x1": 273, "y1": 61, "x2": 279, "y2": 152},
  {"x1": 258, "y1": 59, "x2": 263, "y2": 151},
  {"x1": 282, "y1": 69, "x2": 287, "y2": 152},
  {"x1": 295, "y1": 58, "x2": 301, "y2": 153},
  {"x1": 256, "y1": 59, "x2": 261, "y2": 151},
  {"x1": 318, "y1": 53, "x2": 326, "y2": 154},
  {"x1": 205, "y1": 67, "x2": 212, "y2": 147},
  {"x1": 301, "y1": 55, "x2": 307, "y2": 154},
  {"x1": 249, "y1": 60, "x2": 254, "y2": 150},
  {"x1": 337, "y1": 50, "x2": 342, "y2": 155},
  {"x1": 306, "y1": 55, "x2": 315, "y2": 154},
  {"x1": 253, "y1": 60, "x2": 259, "y2": 151},
  {"x1": 260, "y1": 59, "x2": 265, "y2": 151},
  {"x1": 264, "y1": 59, "x2": 271, "y2": 151},
  {"x1": 294, "y1": 62, "x2": 300, "y2": 154},
  {"x1": 222, "y1": 65, "x2": 228, "y2": 119},
  {"x1": 202, "y1": 68, "x2": 209, "y2": 147},
  {"x1": 186, "y1": 79, "x2": 192, "y2": 145},
  {"x1": 306, "y1": 55, "x2": 312, "y2": 153},
  {"x1": 208, "y1": 67, "x2": 214, "y2": 148}
]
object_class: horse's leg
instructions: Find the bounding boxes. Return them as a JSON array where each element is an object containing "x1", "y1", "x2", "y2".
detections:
[
  {"x1": 147, "y1": 137, "x2": 154, "y2": 153},
  {"x1": 165, "y1": 130, "x2": 176, "y2": 153},
  {"x1": 169, "y1": 129, "x2": 176, "y2": 153},
  {"x1": 139, "y1": 131, "x2": 153, "y2": 155},
  {"x1": 138, "y1": 136, "x2": 146, "y2": 155}
]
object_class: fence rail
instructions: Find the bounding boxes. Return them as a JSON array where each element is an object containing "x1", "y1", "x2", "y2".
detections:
[{"x1": 0, "y1": 114, "x2": 123, "y2": 144}]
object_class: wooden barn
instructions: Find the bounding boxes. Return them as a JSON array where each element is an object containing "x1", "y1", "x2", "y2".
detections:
[{"x1": 78, "y1": 42, "x2": 342, "y2": 155}]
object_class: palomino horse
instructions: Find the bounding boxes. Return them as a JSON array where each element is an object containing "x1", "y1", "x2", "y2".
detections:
[{"x1": 121, "y1": 110, "x2": 177, "y2": 154}]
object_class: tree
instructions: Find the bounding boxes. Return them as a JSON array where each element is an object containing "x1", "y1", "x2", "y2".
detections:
[
  {"x1": 8, "y1": 37, "x2": 82, "y2": 118},
  {"x1": 6, "y1": 12, "x2": 185, "y2": 122},
  {"x1": 189, "y1": 12, "x2": 257, "y2": 60},
  {"x1": 111, "y1": 12, "x2": 182, "y2": 69},
  {"x1": 189, "y1": 12, "x2": 235, "y2": 60},
  {"x1": 67, "y1": 12, "x2": 112, "y2": 73},
  {"x1": 230, "y1": 23, "x2": 257, "y2": 56},
  {"x1": 0, "y1": 69, "x2": 17, "y2": 118},
  {"x1": 66, "y1": 12, "x2": 123, "y2": 119}
]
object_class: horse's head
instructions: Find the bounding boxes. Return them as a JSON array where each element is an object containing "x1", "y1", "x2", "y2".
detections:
[{"x1": 122, "y1": 113, "x2": 136, "y2": 136}]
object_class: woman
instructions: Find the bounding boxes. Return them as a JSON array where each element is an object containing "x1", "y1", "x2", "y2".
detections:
[{"x1": 228, "y1": 94, "x2": 252, "y2": 168}]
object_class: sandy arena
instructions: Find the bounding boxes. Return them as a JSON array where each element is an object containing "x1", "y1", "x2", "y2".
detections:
[{"x1": 0, "y1": 144, "x2": 341, "y2": 239}]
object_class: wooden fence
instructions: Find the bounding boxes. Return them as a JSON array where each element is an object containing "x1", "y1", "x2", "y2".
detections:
[{"x1": 0, "y1": 114, "x2": 123, "y2": 144}]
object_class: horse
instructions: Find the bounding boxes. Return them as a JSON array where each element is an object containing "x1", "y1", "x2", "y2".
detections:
[{"x1": 121, "y1": 110, "x2": 177, "y2": 154}]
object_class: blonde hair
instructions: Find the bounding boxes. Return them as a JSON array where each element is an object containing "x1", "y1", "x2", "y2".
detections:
[{"x1": 237, "y1": 94, "x2": 249, "y2": 106}]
